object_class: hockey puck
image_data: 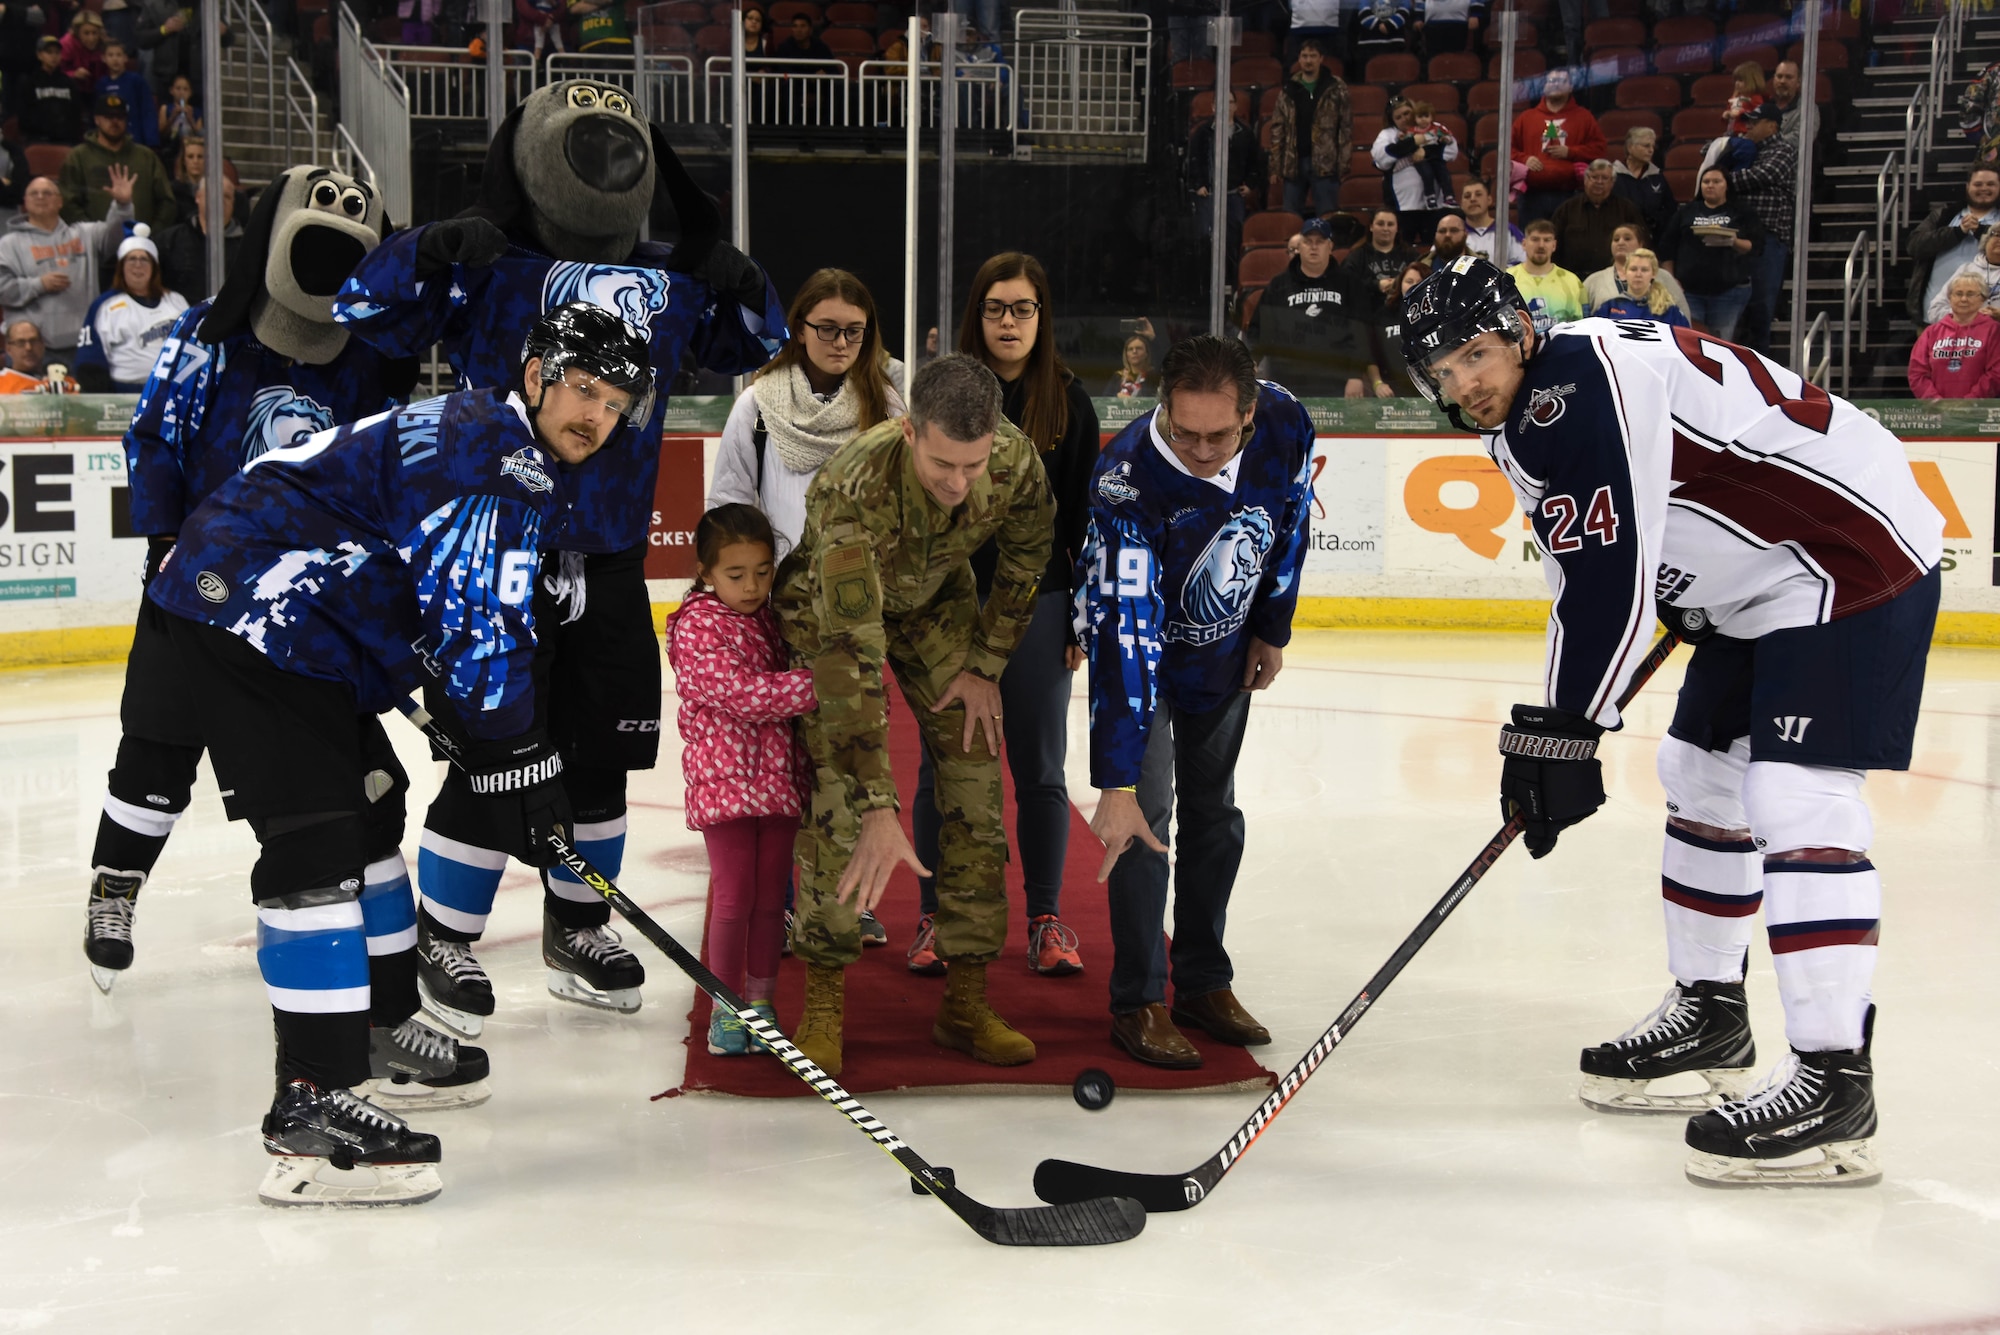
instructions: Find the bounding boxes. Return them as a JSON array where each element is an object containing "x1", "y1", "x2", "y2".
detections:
[
  {"x1": 912, "y1": 1166, "x2": 955, "y2": 1196},
  {"x1": 1072, "y1": 1068, "x2": 1116, "y2": 1112}
]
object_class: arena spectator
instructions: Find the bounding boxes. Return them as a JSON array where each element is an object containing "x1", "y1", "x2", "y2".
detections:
[
  {"x1": 1927, "y1": 226, "x2": 2000, "y2": 323},
  {"x1": 1375, "y1": 97, "x2": 1458, "y2": 243},
  {"x1": 1512, "y1": 68, "x2": 1605, "y2": 225},
  {"x1": 16, "y1": 37, "x2": 85, "y2": 145},
  {"x1": 912, "y1": 252, "x2": 1101, "y2": 979},
  {"x1": 1550, "y1": 159, "x2": 1645, "y2": 279},
  {"x1": 773, "y1": 13, "x2": 832, "y2": 59},
  {"x1": 1910, "y1": 273, "x2": 2000, "y2": 399},
  {"x1": 512, "y1": 0, "x2": 566, "y2": 55},
  {"x1": 1365, "y1": 261, "x2": 1428, "y2": 397},
  {"x1": 1583, "y1": 222, "x2": 1689, "y2": 317},
  {"x1": 0, "y1": 4, "x2": 45, "y2": 115},
  {"x1": 1249, "y1": 215, "x2": 1374, "y2": 396},
  {"x1": 1268, "y1": 38, "x2": 1352, "y2": 219},
  {"x1": 95, "y1": 39, "x2": 158, "y2": 149},
  {"x1": 1341, "y1": 205, "x2": 1420, "y2": 318},
  {"x1": 1430, "y1": 209, "x2": 1470, "y2": 267},
  {"x1": 1553, "y1": 0, "x2": 1605, "y2": 67},
  {"x1": 568, "y1": 0, "x2": 630, "y2": 51},
  {"x1": 59, "y1": 92, "x2": 174, "y2": 229},
  {"x1": 0, "y1": 140, "x2": 27, "y2": 211},
  {"x1": 1769, "y1": 59, "x2": 1807, "y2": 150},
  {"x1": 1590, "y1": 247, "x2": 1687, "y2": 327},
  {"x1": 0, "y1": 172, "x2": 135, "y2": 366},
  {"x1": 1284, "y1": 0, "x2": 1347, "y2": 68},
  {"x1": 2, "y1": 320, "x2": 68, "y2": 388},
  {"x1": 59, "y1": 11, "x2": 110, "y2": 93},
  {"x1": 1960, "y1": 59, "x2": 2000, "y2": 165},
  {"x1": 741, "y1": 3, "x2": 773, "y2": 55},
  {"x1": 1722, "y1": 61, "x2": 1765, "y2": 136},
  {"x1": 75, "y1": 224, "x2": 187, "y2": 391},
  {"x1": 1910, "y1": 166, "x2": 2000, "y2": 325},
  {"x1": 1355, "y1": 0, "x2": 1412, "y2": 55},
  {"x1": 1108, "y1": 332, "x2": 1154, "y2": 397},
  {"x1": 158, "y1": 73, "x2": 202, "y2": 149},
  {"x1": 1188, "y1": 107, "x2": 1263, "y2": 260},
  {"x1": 137, "y1": 0, "x2": 229, "y2": 103},
  {"x1": 156, "y1": 172, "x2": 241, "y2": 300},
  {"x1": 1611, "y1": 127, "x2": 1674, "y2": 246},
  {"x1": 167, "y1": 135, "x2": 238, "y2": 225},
  {"x1": 1659, "y1": 166, "x2": 1760, "y2": 341},
  {"x1": 1460, "y1": 178, "x2": 1522, "y2": 266},
  {"x1": 1729, "y1": 102, "x2": 1796, "y2": 357},
  {"x1": 1414, "y1": 0, "x2": 1484, "y2": 53},
  {"x1": 1509, "y1": 217, "x2": 1586, "y2": 330}
]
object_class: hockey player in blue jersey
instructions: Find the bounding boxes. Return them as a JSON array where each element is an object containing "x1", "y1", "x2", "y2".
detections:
[
  {"x1": 146, "y1": 303, "x2": 655, "y2": 1206},
  {"x1": 1073, "y1": 336, "x2": 1313, "y2": 1070},
  {"x1": 1401, "y1": 255, "x2": 1944, "y2": 1188},
  {"x1": 332, "y1": 80, "x2": 785, "y2": 1033}
]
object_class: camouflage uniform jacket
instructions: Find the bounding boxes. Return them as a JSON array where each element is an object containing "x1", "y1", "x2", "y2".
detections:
[{"x1": 773, "y1": 416, "x2": 1054, "y2": 814}]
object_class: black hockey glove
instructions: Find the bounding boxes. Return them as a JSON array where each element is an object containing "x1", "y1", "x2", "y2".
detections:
[
  {"x1": 465, "y1": 730, "x2": 572, "y2": 869},
  {"x1": 700, "y1": 242, "x2": 769, "y2": 310},
  {"x1": 1659, "y1": 604, "x2": 1718, "y2": 643},
  {"x1": 414, "y1": 217, "x2": 510, "y2": 278},
  {"x1": 142, "y1": 535, "x2": 176, "y2": 587},
  {"x1": 1497, "y1": 704, "x2": 1605, "y2": 859}
]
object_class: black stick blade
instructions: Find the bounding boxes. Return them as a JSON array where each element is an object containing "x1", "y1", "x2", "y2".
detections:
[
  {"x1": 952, "y1": 1191, "x2": 1148, "y2": 1245},
  {"x1": 1034, "y1": 1159, "x2": 1203, "y2": 1214}
]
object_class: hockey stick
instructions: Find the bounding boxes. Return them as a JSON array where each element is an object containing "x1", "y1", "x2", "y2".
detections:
[
  {"x1": 393, "y1": 697, "x2": 1144, "y2": 1247},
  {"x1": 1034, "y1": 629, "x2": 1684, "y2": 1213}
]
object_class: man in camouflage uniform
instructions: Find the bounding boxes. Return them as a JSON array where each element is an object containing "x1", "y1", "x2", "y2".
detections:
[{"x1": 773, "y1": 354, "x2": 1054, "y2": 1076}]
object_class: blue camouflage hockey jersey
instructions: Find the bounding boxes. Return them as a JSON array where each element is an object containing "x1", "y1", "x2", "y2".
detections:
[
  {"x1": 330, "y1": 227, "x2": 785, "y2": 553},
  {"x1": 149, "y1": 389, "x2": 574, "y2": 741},
  {"x1": 1073, "y1": 384, "x2": 1315, "y2": 789},
  {"x1": 124, "y1": 300, "x2": 409, "y2": 538}
]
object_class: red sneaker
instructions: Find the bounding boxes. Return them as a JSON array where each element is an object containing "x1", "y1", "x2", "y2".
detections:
[
  {"x1": 906, "y1": 914, "x2": 945, "y2": 976},
  {"x1": 1027, "y1": 915, "x2": 1083, "y2": 976}
]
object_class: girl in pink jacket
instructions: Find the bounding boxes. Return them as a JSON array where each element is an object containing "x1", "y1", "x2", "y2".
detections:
[{"x1": 665, "y1": 504, "x2": 816, "y2": 1056}]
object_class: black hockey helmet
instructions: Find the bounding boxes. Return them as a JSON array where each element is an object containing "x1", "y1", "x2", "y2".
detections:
[
  {"x1": 1400, "y1": 255, "x2": 1531, "y2": 430},
  {"x1": 519, "y1": 300, "x2": 657, "y2": 427}
]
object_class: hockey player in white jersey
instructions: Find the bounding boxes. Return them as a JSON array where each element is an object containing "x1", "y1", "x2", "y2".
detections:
[{"x1": 1401, "y1": 256, "x2": 1944, "y2": 1188}]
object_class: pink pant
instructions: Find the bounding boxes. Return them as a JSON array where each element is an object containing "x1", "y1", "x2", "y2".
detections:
[{"x1": 702, "y1": 814, "x2": 797, "y2": 1000}]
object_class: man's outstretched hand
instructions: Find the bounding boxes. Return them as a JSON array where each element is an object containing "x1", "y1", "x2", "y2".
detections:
[
  {"x1": 1090, "y1": 787, "x2": 1168, "y2": 882},
  {"x1": 930, "y1": 669, "x2": 1004, "y2": 756},
  {"x1": 835, "y1": 808, "x2": 931, "y2": 913}
]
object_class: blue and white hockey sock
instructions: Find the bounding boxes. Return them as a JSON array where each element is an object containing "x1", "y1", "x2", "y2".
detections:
[
  {"x1": 1660, "y1": 822, "x2": 1761, "y2": 984},
  {"x1": 544, "y1": 815, "x2": 625, "y2": 927},
  {"x1": 258, "y1": 897, "x2": 370, "y2": 1027},
  {"x1": 361, "y1": 852, "x2": 420, "y2": 1025},
  {"x1": 1764, "y1": 859, "x2": 1881, "y2": 1054},
  {"x1": 417, "y1": 829, "x2": 509, "y2": 940}
]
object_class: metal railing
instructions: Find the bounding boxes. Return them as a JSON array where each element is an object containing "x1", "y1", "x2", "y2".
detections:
[
  {"x1": 1839, "y1": 229, "x2": 1870, "y2": 395},
  {"x1": 1801, "y1": 311, "x2": 1831, "y2": 388},
  {"x1": 374, "y1": 43, "x2": 537, "y2": 119},
  {"x1": 545, "y1": 52, "x2": 699, "y2": 123},
  {"x1": 332, "y1": 122, "x2": 378, "y2": 195},
  {"x1": 338, "y1": 4, "x2": 413, "y2": 226},
  {"x1": 703, "y1": 56, "x2": 851, "y2": 126},
  {"x1": 222, "y1": 0, "x2": 277, "y2": 154},
  {"x1": 1012, "y1": 8, "x2": 1150, "y2": 159},
  {"x1": 855, "y1": 59, "x2": 1012, "y2": 131},
  {"x1": 1875, "y1": 149, "x2": 1901, "y2": 310}
]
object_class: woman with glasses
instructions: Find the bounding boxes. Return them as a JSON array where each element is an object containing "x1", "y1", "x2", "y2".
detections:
[{"x1": 908, "y1": 252, "x2": 1101, "y2": 979}]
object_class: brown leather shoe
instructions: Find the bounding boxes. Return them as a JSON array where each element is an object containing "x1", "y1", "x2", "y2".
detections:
[
  {"x1": 1110, "y1": 1004, "x2": 1203, "y2": 1069},
  {"x1": 1171, "y1": 989, "x2": 1271, "y2": 1047}
]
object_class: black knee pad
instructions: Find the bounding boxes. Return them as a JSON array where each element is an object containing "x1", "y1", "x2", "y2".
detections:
[
  {"x1": 358, "y1": 721, "x2": 411, "y2": 862},
  {"x1": 564, "y1": 765, "x2": 627, "y2": 826},
  {"x1": 105, "y1": 734, "x2": 202, "y2": 814},
  {"x1": 249, "y1": 811, "x2": 368, "y2": 903}
]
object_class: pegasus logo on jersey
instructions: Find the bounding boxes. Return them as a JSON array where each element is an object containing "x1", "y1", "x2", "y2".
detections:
[
  {"x1": 1168, "y1": 507, "x2": 1276, "y2": 646},
  {"x1": 243, "y1": 387, "x2": 336, "y2": 463},
  {"x1": 1522, "y1": 382, "x2": 1576, "y2": 428},
  {"x1": 542, "y1": 263, "x2": 670, "y2": 332},
  {"x1": 1773, "y1": 716, "x2": 1813, "y2": 744}
]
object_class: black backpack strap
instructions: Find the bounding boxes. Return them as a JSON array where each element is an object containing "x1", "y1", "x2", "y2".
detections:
[{"x1": 753, "y1": 410, "x2": 768, "y2": 497}]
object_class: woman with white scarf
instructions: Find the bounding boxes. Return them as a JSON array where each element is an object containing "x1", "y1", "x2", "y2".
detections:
[{"x1": 708, "y1": 268, "x2": 906, "y2": 562}]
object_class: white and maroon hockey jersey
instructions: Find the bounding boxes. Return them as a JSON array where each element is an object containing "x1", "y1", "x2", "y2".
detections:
[{"x1": 1484, "y1": 317, "x2": 1944, "y2": 728}]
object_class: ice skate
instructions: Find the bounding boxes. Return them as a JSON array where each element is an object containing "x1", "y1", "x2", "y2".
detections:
[
  {"x1": 84, "y1": 870, "x2": 144, "y2": 993},
  {"x1": 258, "y1": 1079, "x2": 443, "y2": 1207},
  {"x1": 358, "y1": 1016, "x2": 492, "y2": 1112},
  {"x1": 416, "y1": 918, "x2": 495, "y2": 1039},
  {"x1": 543, "y1": 915, "x2": 643, "y2": 1013},
  {"x1": 1579, "y1": 980, "x2": 1757, "y2": 1114},
  {"x1": 1683, "y1": 1010, "x2": 1881, "y2": 1189}
]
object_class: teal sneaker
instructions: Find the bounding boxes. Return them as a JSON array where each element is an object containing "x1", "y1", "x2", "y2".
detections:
[
  {"x1": 745, "y1": 999, "x2": 778, "y2": 1054},
  {"x1": 707, "y1": 1004, "x2": 749, "y2": 1056}
]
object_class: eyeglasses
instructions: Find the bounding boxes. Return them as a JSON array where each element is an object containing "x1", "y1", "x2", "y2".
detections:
[
  {"x1": 5, "y1": 336, "x2": 43, "y2": 348},
  {"x1": 802, "y1": 320, "x2": 868, "y2": 345},
  {"x1": 1161, "y1": 412, "x2": 1251, "y2": 451},
  {"x1": 980, "y1": 299, "x2": 1041, "y2": 322}
]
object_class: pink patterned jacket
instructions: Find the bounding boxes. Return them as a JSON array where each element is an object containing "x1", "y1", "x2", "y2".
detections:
[{"x1": 665, "y1": 589, "x2": 816, "y2": 831}]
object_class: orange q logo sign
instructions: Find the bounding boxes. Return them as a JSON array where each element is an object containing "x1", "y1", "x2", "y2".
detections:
[{"x1": 1403, "y1": 455, "x2": 1517, "y2": 559}]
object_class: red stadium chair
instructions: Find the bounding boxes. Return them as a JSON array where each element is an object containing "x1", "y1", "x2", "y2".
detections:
[
  {"x1": 1604, "y1": 0, "x2": 1642, "y2": 16},
  {"x1": 661, "y1": 0, "x2": 708, "y2": 21},
  {"x1": 1258, "y1": 118, "x2": 1277, "y2": 151},
  {"x1": 695, "y1": 23, "x2": 731, "y2": 54},
  {"x1": 1582, "y1": 17, "x2": 1645, "y2": 50},
  {"x1": 1506, "y1": 49, "x2": 1547, "y2": 79},
  {"x1": 651, "y1": 23, "x2": 695, "y2": 50},
  {"x1": 1719, "y1": 41, "x2": 1780, "y2": 70},
  {"x1": 1244, "y1": 210, "x2": 1303, "y2": 248},
  {"x1": 1352, "y1": 114, "x2": 1384, "y2": 144},
  {"x1": 1348, "y1": 84, "x2": 1390, "y2": 118},
  {"x1": 768, "y1": 1, "x2": 821, "y2": 24},
  {"x1": 875, "y1": 27, "x2": 901, "y2": 52},
  {"x1": 1172, "y1": 59, "x2": 1215, "y2": 90},
  {"x1": 1616, "y1": 75, "x2": 1683, "y2": 111},
  {"x1": 1585, "y1": 47, "x2": 1647, "y2": 81},
  {"x1": 1664, "y1": 141, "x2": 1708, "y2": 169},
  {"x1": 1427, "y1": 51, "x2": 1483, "y2": 83},
  {"x1": 1665, "y1": 167, "x2": 1699, "y2": 199},
  {"x1": 1238, "y1": 248, "x2": 1291, "y2": 289},
  {"x1": 1816, "y1": 73, "x2": 1834, "y2": 104},
  {"x1": 1652, "y1": 16, "x2": 1716, "y2": 45},
  {"x1": 1484, "y1": 20, "x2": 1538, "y2": 49},
  {"x1": 1436, "y1": 112, "x2": 1468, "y2": 146},
  {"x1": 1365, "y1": 53, "x2": 1421, "y2": 85},
  {"x1": 1240, "y1": 287, "x2": 1264, "y2": 330},
  {"x1": 26, "y1": 143, "x2": 70, "y2": 179},
  {"x1": 1474, "y1": 112, "x2": 1501, "y2": 148},
  {"x1": 1348, "y1": 148, "x2": 1381, "y2": 177},
  {"x1": 823, "y1": 1, "x2": 874, "y2": 23},
  {"x1": 1670, "y1": 105, "x2": 1719, "y2": 140},
  {"x1": 1598, "y1": 108, "x2": 1663, "y2": 141},
  {"x1": 1688, "y1": 72, "x2": 1737, "y2": 105},
  {"x1": 1722, "y1": 14, "x2": 1785, "y2": 39},
  {"x1": 1231, "y1": 56, "x2": 1284, "y2": 89},
  {"x1": 1232, "y1": 31, "x2": 1275, "y2": 57},
  {"x1": 1787, "y1": 38, "x2": 1850, "y2": 71},
  {"x1": 1339, "y1": 176, "x2": 1384, "y2": 210},
  {"x1": 821, "y1": 25, "x2": 872, "y2": 54},
  {"x1": 1258, "y1": 86, "x2": 1283, "y2": 119},
  {"x1": 1654, "y1": 42, "x2": 1716, "y2": 76},
  {"x1": 1401, "y1": 82, "x2": 1461, "y2": 115}
]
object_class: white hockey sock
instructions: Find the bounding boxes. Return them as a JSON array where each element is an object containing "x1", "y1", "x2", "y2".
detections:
[
  {"x1": 1763, "y1": 859, "x2": 1880, "y2": 1053},
  {"x1": 1660, "y1": 822, "x2": 1760, "y2": 984}
]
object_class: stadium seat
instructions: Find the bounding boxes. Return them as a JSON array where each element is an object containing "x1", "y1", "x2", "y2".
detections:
[
  {"x1": 1258, "y1": 86, "x2": 1283, "y2": 119},
  {"x1": 1191, "y1": 89, "x2": 1251, "y2": 123},
  {"x1": 1787, "y1": 38, "x2": 1850, "y2": 71},
  {"x1": 875, "y1": 27, "x2": 901, "y2": 51},
  {"x1": 1664, "y1": 141, "x2": 1708, "y2": 169},
  {"x1": 1670, "y1": 106, "x2": 1718, "y2": 140},
  {"x1": 1466, "y1": 80, "x2": 1534, "y2": 115},
  {"x1": 651, "y1": 23, "x2": 696, "y2": 50},
  {"x1": 1474, "y1": 112, "x2": 1501, "y2": 148},
  {"x1": 1582, "y1": 17, "x2": 1645, "y2": 50},
  {"x1": 294, "y1": 0, "x2": 328, "y2": 15},
  {"x1": 1352, "y1": 114, "x2": 1384, "y2": 144},
  {"x1": 1665, "y1": 167, "x2": 1699, "y2": 199},
  {"x1": 1258, "y1": 119, "x2": 1278, "y2": 152},
  {"x1": 1239, "y1": 248, "x2": 1291, "y2": 289},
  {"x1": 1722, "y1": 14, "x2": 1785, "y2": 40},
  {"x1": 1484, "y1": 20, "x2": 1538, "y2": 50},
  {"x1": 1240, "y1": 287, "x2": 1264, "y2": 331},
  {"x1": 1598, "y1": 108, "x2": 1663, "y2": 141},
  {"x1": 1172, "y1": 59, "x2": 1216, "y2": 90},
  {"x1": 1615, "y1": 76, "x2": 1682, "y2": 111},
  {"x1": 1244, "y1": 210, "x2": 1303, "y2": 248},
  {"x1": 1437, "y1": 112, "x2": 1468, "y2": 146},
  {"x1": 1348, "y1": 85, "x2": 1390, "y2": 118},
  {"x1": 1347, "y1": 149, "x2": 1381, "y2": 177},
  {"x1": 1427, "y1": 51, "x2": 1483, "y2": 83},
  {"x1": 1654, "y1": 43, "x2": 1716, "y2": 76},
  {"x1": 1365, "y1": 53, "x2": 1421, "y2": 85},
  {"x1": 1815, "y1": 73, "x2": 1834, "y2": 104},
  {"x1": 1402, "y1": 82, "x2": 1460, "y2": 115},
  {"x1": 769, "y1": 1, "x2": 821, "y2": 24},
  {"x1": 695, "y1": 23, "x2": 731, "y2": 54},
  {"x1": 1232, "y1": 56, "x2": 1284, "y2": 89},
  {"x1": 1719, "y1": 41, "x2": 1780, "y2": 70},
  {"x1": 1652, "y1": 16, "x2": 1716, "y2": 45},
  {"x1": 1586, "y1": 48, "x2": 1648, "y2": 81},
  {"x1": 1233, "y1": 31, "x2": 1276, "y2": 57},
  {"x1": 821, "y1": 26, "x2": 872, "y2": 54},
  {"x1": 661, "y1": 0, "x2": 708, "y2": 21},
  {"x1": 25, "y1": 143, "x2": 69, "y2": 179},
  {"x1": 1339, "y1": 176, "x2": 1383, "y2": 210},
  {"x1": 823, "y1": 1, "x2": 874, "y2": 23},
  {"x1": 1688, "y1": 73, "x2": 1737, "y2": 105},
  {"x1": 1506, "y1": 49, "x2": 1547, "y2": 79},
  {"x1": 1604, "y1": 0, "x2": 1642, "y2": 16}
]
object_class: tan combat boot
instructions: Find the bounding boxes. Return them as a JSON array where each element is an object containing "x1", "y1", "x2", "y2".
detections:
[
  {"x1": 794, "y1": 963, "x2": 845, "y2": 1076},
  {"x1": 932, "y1": 960, "x2": 1036, "y2": 1066}
]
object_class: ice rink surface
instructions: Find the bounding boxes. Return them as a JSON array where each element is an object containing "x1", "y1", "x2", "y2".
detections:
[{"x1": 3, "y1": 630, "x2": 1997, "y2": 1334}]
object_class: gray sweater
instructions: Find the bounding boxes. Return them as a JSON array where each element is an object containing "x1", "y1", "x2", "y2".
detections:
[{"x1": 0, "y1": 200, "x2": 135, "y2": 351}]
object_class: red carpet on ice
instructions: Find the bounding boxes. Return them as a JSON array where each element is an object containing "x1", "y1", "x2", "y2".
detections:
[{"x1": 670, "y1": 684, "x2": 1276, "y2": 1098}]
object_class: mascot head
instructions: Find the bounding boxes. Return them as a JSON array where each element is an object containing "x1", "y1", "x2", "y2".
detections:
[
  {"x1": 200, "y1": 165, "x2": 390, "y2": 365},
  {"x1": 470, "y1": 80, "x2": 722, "y2": 271}
]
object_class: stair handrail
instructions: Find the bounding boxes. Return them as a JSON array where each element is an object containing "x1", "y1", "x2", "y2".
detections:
[
  {"x1": 1801, "y1": 310, "x2": 1831, "y2": 390},
  {"x1": 332, "y1": 121, "x2": 377, "y2": 191},
  {"x1": 220, "y1": 0, "x2": 277, "y2": 152},
  {"x1": 1875, "y1": 148, "x2": 1900, "y2": 311},
  {"x1": 1838, "y1": 229, "x2": 1868, "y2": 397}
]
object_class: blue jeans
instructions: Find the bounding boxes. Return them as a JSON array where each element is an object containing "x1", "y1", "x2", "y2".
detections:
[
  {"x1": 1283, "y1": 175, "x2": 1341, "y2": 217},
  {"x1": 1106, "y1": 691, "x2": 1252, "y2": 1014},
  {"x1": 1741, "y1": 238, "x2": 1791, "y2": 358},
  {"x1": 1684, "y1": 285, "x2": 1753, "y2": 342}
]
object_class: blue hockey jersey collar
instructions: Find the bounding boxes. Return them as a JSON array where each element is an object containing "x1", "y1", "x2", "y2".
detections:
[{"x1": 1147, "y1": 408, "x2": 1243, "y2": 495}]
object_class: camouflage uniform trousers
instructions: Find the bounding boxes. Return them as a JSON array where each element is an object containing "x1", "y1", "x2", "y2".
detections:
[{"x1": 791, "y1": 564, "x2": 1010, "y2": 969}]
